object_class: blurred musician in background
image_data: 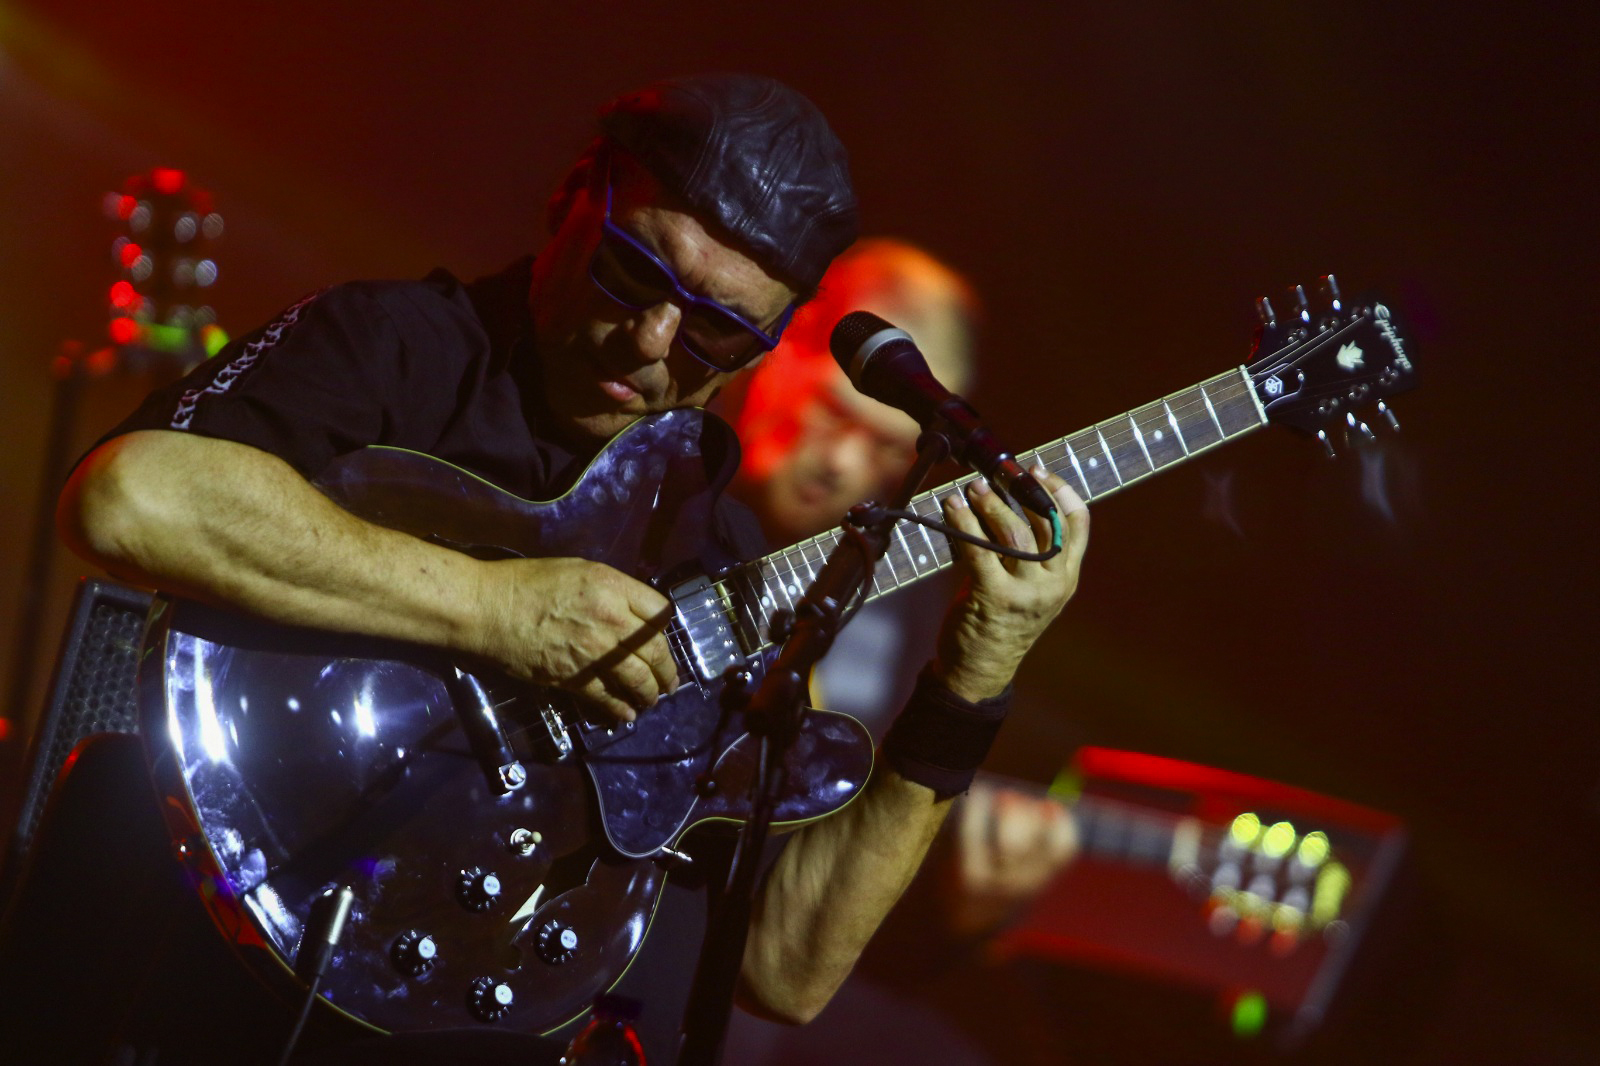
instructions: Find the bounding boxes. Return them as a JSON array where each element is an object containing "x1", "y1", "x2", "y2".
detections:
[
  {"x1": 724, "y1": 238, "x2": 978, "y2": 732},
  {"x1": 719, "y1": 239, "x2": 1079, "y2": 1064}
]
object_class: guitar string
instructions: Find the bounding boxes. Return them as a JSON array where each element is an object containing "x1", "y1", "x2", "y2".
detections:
[
  {"x1": 265, "y1": 330, "x2": 1372, "y2": 770},
  {"x1": 671, "y1": 372, "x2": 1261, "y2": 643},
  {"x1": 941, "y1": 778, "x2": 1353, "y2": 884},
  {"x1": 672, "y1": 384, "x2": 1243, "y2": 649},
  {"x1": 508, "y1": 322, "x2": 1379, "y2": 738},
  {"x1": 678, "y1": 315, "x2": 1356, "y2": 644},
  {"x1": 487, "y1": 325, "x2": 1386, "y2": 782},
  {"x1": 682, "y1": 313, "x2": 1376, "y2": 641},
  {"x1": 658, "y1": 317, "x2": 1376, "y2": 663},
  {"x1": 1070, "y1": 794, "x2": 1343, "y2": 883}
]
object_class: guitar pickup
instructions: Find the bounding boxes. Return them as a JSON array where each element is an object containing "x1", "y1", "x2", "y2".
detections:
[{"x1": 667, "y1": 573, "x2": 744, "y2": 685}]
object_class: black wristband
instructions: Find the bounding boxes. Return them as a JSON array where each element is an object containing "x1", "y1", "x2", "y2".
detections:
[{"x1": 881, "y1": 668, "x2": 1013, "y2": 799}]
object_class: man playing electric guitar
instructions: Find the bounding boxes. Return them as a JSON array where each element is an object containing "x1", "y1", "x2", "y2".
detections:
[{"x1": 56, "y1": 74, "x2": 1088, "y2": 1063}]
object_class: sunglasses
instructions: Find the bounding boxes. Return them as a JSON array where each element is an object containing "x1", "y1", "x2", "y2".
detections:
[{"x1": 588, "y1": 181, "x2": 795, "y2": 372}]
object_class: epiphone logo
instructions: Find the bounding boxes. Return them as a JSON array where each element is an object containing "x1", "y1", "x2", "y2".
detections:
[{"x1": 1374, "y1": 304, "x2": 1414, "y2": 373}]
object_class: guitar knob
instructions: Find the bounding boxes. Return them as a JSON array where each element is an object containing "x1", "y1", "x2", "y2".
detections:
[
  {"x1": 457, "y1": 867, "x2": 502, "y2": 912},
  {"x1": 1316, "y1": 430, "x2": 1337, "y2": 461},
  {"x1": 391, "y1": 929, "x2": 437, "y2": 976},
  {"x1": 536, "y1": 919, "x2": 580, "y2": 965},
  {"x1": 467, "y1": 976, "x2": 514, "y2": 1022},
  {"x1": 1292, "y1": 283, "x2": 1311, "y2": 324}
]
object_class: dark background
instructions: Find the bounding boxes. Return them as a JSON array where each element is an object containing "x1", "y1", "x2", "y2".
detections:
[{"x1": 1, "y1": 2, "x2": 1595, "y2": 1061}]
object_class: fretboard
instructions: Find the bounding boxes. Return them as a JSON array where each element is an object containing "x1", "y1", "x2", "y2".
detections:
[{"x1": 720, "y1": 366, "x2": 1267, "y2": 652}]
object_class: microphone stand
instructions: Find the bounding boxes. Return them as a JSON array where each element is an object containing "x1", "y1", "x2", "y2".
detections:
[{"x1": 675, "y1": 429, "x2": 953, "y2": 1066}]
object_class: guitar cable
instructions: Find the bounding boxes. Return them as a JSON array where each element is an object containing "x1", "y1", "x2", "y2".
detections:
[
  {"x1": 275, "y1": 885, "x2": 355, "y2": 1066},
  {"x1": 849, "y1": 502, "x2": 1064, "y2": 563},
  {"x1": 275, "y1": 975, "x2": 324, "y2": 1066},
  {"x1": 816, "y1": 503, "x2": 1063, "y2": 660}
]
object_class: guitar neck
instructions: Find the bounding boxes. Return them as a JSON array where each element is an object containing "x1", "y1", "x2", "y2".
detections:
[
  {"x1": 962, "y1": 772, "x2": 1206, "y2": 872},
  {"x1": 722, "y1": 366, "x2": 1268, "y2": 652},
  {"x1": 1068, "y1": 792, "x2": 1205, "y2": 871}
]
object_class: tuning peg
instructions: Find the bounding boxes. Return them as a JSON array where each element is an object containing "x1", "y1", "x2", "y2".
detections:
[
  {"x1": 1292, "y1": 284, "x2": 1312, "y2": 324},
  {"x1": 1256, "y1": 296, "x2": 1277, "y2": 328},
  {"x1": 1345, "y1": 411, "x2": 1376, "y2": 445},
  {"x1": 1377, "y1": 400, "x2": 1400, "y2": 432},
  {"x1": 1319, "y1": 274, "x2": 1343, "y2": 313},
  {"x1": 1317, "y1": 429, "x2": 1337, "y2": 460}
]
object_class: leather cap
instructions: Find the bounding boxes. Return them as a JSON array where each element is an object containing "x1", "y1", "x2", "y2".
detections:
[{"x1": 599, "y1": 74, "x2": 859, "y2": 292}]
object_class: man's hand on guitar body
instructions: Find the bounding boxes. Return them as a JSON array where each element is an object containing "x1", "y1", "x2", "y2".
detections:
[
  {"x1": 474, "y1": 557, "x2": 677, "y2": 724},
  {"x1": 933, "y1": 468, "x2": 1090, "y2": 702},
  {"x1": 63, "y1": 431, "x2": 673, "y2": 727}
]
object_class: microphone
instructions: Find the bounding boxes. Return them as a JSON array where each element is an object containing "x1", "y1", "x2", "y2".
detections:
[{"x1": 829, "y1": 310, "x2": 1056, "y2": 518}]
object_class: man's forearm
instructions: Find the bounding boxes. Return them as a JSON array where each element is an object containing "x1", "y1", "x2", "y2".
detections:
[
  {"x1": 59, "y1": 430, "x2": 490, "y2": 654},
  {"x1": 738, "y1": 767, "x2": 952, "y2": 1025}
]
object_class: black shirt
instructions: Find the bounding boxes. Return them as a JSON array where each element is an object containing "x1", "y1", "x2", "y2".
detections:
[
  {"x1": 117, "y1": 258, "x2": 602, "y2": 497},
  {"x1": 102, "y1": 258, "x2": 774, "y2": 1063}
]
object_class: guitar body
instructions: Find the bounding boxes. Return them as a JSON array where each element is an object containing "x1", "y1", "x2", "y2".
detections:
[{"x1": 140, "y1": 409, "x2": 874, "y2": 1034}]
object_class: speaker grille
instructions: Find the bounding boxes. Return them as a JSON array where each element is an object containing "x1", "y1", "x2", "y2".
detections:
[{"x1": 9, "y1": 580, "x2": 151, "y2": 865}]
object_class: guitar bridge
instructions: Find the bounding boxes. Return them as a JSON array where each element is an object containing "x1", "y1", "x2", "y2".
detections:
[{"x1": 539, "y1": 703, "x2": 573, "y2": 760}]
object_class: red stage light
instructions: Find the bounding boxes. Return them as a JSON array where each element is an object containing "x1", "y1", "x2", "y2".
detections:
[
  {"x1": 110, "y1": 281, "x2": 138, "y2": 309},
  {"x1": 119, "y1": 242, "x2": 143, "y2": 268},
  {"x1": 87, "y1": 347, "x2": 120, "y2": 376},
  {"x1": 152, "y1": 168, "x2": 186, "y2": 195},
  {"x1": 109, "y1": 317, "x2": 139, "y2": 345},
  {"x1": 117, "y1": 194, "x2": 137, "y2": 220}
]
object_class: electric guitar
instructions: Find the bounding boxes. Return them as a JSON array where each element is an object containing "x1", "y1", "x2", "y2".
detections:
[{"x1": 140, "y1": 278, "x2": 1416, "y2": 1035}]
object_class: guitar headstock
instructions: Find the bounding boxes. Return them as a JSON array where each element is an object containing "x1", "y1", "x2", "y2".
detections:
[
  {"x1": 1178, "y1": 810, "x2": 1353, "y2": 950},
  {"x1": 1246, "y1": 275, "x2": 1417, "y2": 456},
  {"x1": 103, "y1": 167, "x2": 227, "y2": 370}
]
